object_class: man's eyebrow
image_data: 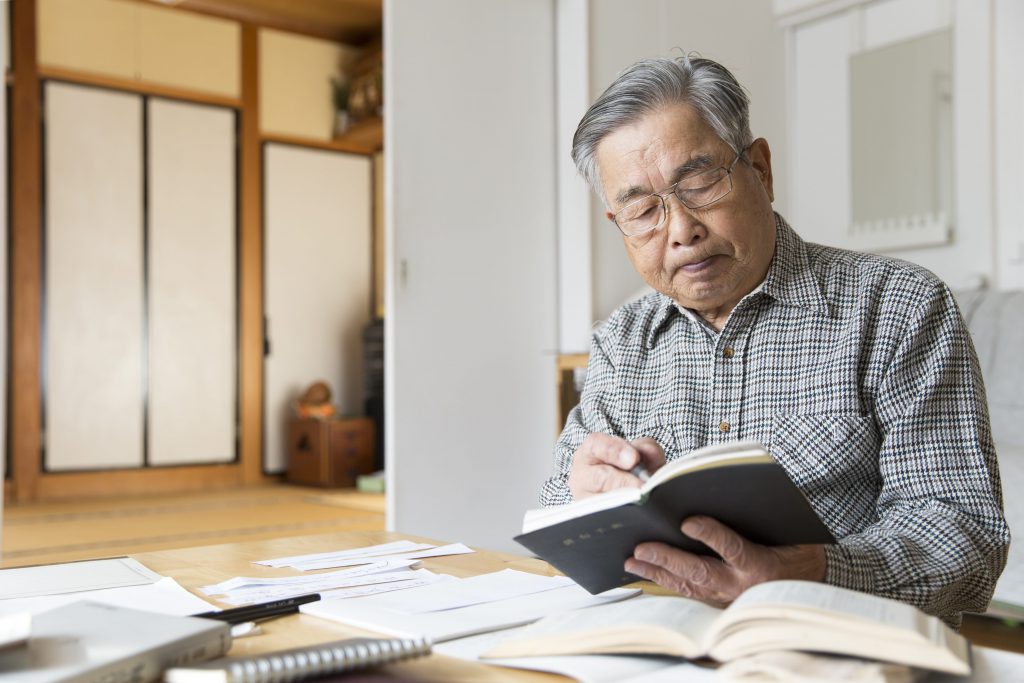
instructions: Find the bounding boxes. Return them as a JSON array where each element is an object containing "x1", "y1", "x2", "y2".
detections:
[
  {"x1": 667, "y1": 154, "x2": 715, "y2": 184},
  {"x1": 612, "y1": 154, "x2": 716, "y2": 207}
]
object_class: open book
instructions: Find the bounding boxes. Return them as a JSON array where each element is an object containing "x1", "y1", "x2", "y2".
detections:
[
  {"x1": 515, "y1": 442, "x2": 835, "y2": 593},
  {"x1": 482, "y1": 580, "x2": 971, "y2": 676}
]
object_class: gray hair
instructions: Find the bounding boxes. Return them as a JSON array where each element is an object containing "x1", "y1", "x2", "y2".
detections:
[{"x1": 571, "y1": 54, "x2": 753, "y2": 197}]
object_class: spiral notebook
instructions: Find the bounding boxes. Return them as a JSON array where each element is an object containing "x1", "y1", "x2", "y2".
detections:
[{"x1": 164, "y1": 636, "x2": 432, "y2": 683}]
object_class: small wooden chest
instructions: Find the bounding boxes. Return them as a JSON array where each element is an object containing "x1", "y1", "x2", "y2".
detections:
[{"x1": 286, "y1": 416, "x2": 375, "y2": 488}]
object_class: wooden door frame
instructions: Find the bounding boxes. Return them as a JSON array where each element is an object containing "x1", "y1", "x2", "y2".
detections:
[{"x1": 6, "y1": 1, "x2": 277, "y2": 501}]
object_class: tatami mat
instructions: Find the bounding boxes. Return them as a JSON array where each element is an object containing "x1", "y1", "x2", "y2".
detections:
[{"x1": 1, "y1": 484, "x2": 385, "y2": 567}]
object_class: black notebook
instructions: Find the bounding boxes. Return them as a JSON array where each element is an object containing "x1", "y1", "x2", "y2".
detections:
[
  {"x1": 164, "y1": 636, "x2": 432, "y2": 683},
  {"x1": 515, "y1": 441, "x2": 835, "y2": 593}
]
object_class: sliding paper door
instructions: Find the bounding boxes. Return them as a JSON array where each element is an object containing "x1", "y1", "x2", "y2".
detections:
[
  {"x1": 147, "y1": 98, "x2": 237, "y2": 465},
  {"x1": 263, "y1": 144, "x2": 372, "y2": 473},
  {"x1": 44, "y1": 82, "x2": 145, "y2": 470},
  {"x1": 43, "y1": 82, "x2": 238, "y2": 472}
]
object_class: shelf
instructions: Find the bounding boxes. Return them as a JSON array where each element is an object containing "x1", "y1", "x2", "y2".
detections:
[{"x1": 261, "y1": 116, "x2": 382, "y2": 155}]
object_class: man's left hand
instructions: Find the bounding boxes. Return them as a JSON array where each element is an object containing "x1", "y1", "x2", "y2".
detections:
[{"x1": 624, "y1": 516, "x2": 827, "y2": 606}]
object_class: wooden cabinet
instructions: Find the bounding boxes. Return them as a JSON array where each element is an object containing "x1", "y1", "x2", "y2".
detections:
[{"x1": 287, "y1": 417, "x2": 375, "y2": 488}]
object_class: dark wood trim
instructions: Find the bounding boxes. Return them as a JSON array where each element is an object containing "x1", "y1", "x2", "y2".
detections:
[
  {"x1": 10, "y1": 0, "x2": 42, "y2": 503},
  {"x1": 37, "y1": 66, "x2": 243, "y2": 109},
  {"x1": 133, "y1": 0, "x2": 381, "y2": 47},
  {"x1": 261, "y1": 121, "x2": 381, "y2": 156},
  {"x1": 33, "y1": 464, "x2": 283, "y2": 500},
  {"x1": 239, "y1": 23, "x2": 267, "y2": 485}
]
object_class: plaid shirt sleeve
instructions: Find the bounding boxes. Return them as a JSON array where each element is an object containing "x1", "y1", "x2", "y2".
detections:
[
  {"x1": 821, "y1": 282, "x2": 1008, "y2": 625},
  {"x1": 540, "y1": 322, "x2": 620, "y2": 507}
]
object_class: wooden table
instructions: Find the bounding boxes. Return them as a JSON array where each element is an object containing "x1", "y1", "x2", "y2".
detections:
[
  {"x1": 132, "y1": 529, "x2": 1024, "y2": 681},
  {"x1": 133, "y1": 529, "x2": 572, "y2": 682}
]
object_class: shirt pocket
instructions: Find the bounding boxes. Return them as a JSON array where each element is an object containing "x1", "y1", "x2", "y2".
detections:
[{"x1": 769, "y1": 414, "x2": 880, "y2": 494}]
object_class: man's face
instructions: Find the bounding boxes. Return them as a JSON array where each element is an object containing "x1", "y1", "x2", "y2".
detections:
[{"x1": 596, "y1": 104, "x2": 777, "y2": 326}]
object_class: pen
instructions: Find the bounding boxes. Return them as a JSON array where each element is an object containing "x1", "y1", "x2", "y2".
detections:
[
  {"x1": 192, "y1": 593, "x2": 322, "y2": 625},
  {"x1": 630, "y1": 464, "x2": 651, "y2": 483}
]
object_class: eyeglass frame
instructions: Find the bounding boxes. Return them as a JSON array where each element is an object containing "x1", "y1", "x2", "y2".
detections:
[{"x1": 610, "y1": 148, "x2": 749, "y2": 237}]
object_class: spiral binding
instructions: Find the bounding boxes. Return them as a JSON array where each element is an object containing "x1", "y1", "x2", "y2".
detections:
[{"x1": 182, "y1": 636, "x2": 431, "y2": 683}]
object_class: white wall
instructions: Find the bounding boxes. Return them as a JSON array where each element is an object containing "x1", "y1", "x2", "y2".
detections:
[
  {"x1": 386, "y1": 0, "x2": 558, "y2": 552},
  {"x1": 585, "y1": 0, "x2": 789, "y2": 323},
  {"x1": 784, "y1": 0, "x2": 1023, "y2": 291}
]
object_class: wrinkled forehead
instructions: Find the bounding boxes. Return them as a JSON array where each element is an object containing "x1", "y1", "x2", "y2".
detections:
[{"x1": 594, "y1": 104, "x2": 730, "y2": 209}]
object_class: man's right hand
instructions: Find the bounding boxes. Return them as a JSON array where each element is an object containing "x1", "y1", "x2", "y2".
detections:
[{"x1": 568, "y1": 433, "x2": 667, "y2": 500}]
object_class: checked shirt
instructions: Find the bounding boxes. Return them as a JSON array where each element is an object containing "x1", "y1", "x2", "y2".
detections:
[{"x1": 541, "y1": 213, "x2": 1009, "y2": 626}]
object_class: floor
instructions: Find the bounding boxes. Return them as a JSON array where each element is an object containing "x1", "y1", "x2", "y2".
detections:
[{"x1": 0, "y1": 484, "x2": 385, "y2": 568}]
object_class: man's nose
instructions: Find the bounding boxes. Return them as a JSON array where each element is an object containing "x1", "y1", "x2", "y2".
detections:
[{"x1": 664, "y1": 194, "x2": 706, "y2": 247}]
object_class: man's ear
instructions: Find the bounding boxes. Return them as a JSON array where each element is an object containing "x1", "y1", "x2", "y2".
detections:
[{"x1": 746, "y1": 138, "x2": 774, "y2": 203}]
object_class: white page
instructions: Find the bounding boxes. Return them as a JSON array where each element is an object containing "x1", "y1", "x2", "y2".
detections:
[
  {"x1": 0, "y1": 557, "x2": 162, "y2": 600},
  {"x1": 436, "y1": 627, "x2": 696, "y2": 683},
  {"x1": 301, "y1": 583, "x2": 640, "y2": 642},
  {"x1": 487, "y1": 594, "x2": 722, "y2": 657},
  {"x1": 0, "y1": 577, "x2": 216, "y2": 618},
  {"x1": 363, "y1": 569, "x2": 573, "y2": 614},
  {"x1": 0, "y1": 613, "x2": 31, "y2": 650},
  {"x1": 618, "y1": 663, "x2": 720, "y2": 682},
  {"x1": 930, "y1": 646, "x2": 1024, "y2": 683},
  {"x1": 200, "y1": 559, "x2": 420, "y2": 595},
  {"x1": 255, "y1": 540, "x2": 431, "y2": 567},
  {"x1": 726, "y1": 580, "x2": 920, "y2": 633},
  {"x1": 319, "y1": 573, "x2": 453, "y2": 600},
  {"x1": 218, "y1": 569, "x2": 430, "y2": 606},
  {"x1": 291, "y1": 543, "x2": 475, "y2": 570}
]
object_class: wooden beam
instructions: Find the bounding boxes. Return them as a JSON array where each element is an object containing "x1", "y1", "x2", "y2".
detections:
[
  {"x1": 239, "y1": 23, "x2": 266, "y2": 485},
  {"x1": 261, "y1": 126, "x2": 380, "y2": 156},
  {"x1": 37, "y1": 66, "x2": 243, "y2": 109},
  {"x1": 10, "y1": 0, "x2": 43, "y2": 502},
  {"x1": 135, "y1": 0, "x2": 382, "y2": 47},
  {"x1": 32, "y1": 465, "x2": 283, "y2": 501}
]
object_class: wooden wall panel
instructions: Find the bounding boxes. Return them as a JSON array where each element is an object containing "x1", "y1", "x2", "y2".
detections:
[
  {"x1": 148, "y1": 98, "x2": 237, "y2": 466},
  {"x1": 38, "y1": 0, "x2": 240, "y2": 99},
  {"x1": 136, "y1": 3, "x2": 240, "y2": 98},
  {"x1": 259, "y1": 28, "x2": 358, "y2": 141},
  {"x1": 44, "y1": 82, "x2": 145, "y2": 471},
  {"x1": 37, "y1": 0, "x2": 136, "y2": 81},
  {"x1": 263, "y1": 144, "x2": 372, "y2": 473}
]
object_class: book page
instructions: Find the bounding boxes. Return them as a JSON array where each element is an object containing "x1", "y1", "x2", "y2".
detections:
[
  {"x1": 483, "y1": 594, "x2": 723, "y2": 659},
  {"x1": 643, "y1": 441, "x2": 772, "y2": 490},
  {"x1": 724, "y1": 581, "x2": 921, "y2": 633},
  {"x1": 521, "y1": 488, "x2": 642, "y2": 532},
  {"x1": 707, "y1": 581, "x2": 969, "y2": 675}
]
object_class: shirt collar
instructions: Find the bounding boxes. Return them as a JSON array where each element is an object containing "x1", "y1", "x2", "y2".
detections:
[
  {"x1": 644, "y1": 213, "x2": 831, "y2": 349},
  {"x1": 761, "y1": 213, "x2": 832, "y2": 318}
]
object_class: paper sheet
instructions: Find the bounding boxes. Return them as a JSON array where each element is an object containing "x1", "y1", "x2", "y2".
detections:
[
  {"x1": 0, "y1": 557, "x2": 163, "y2": 600},
  {"x1": 0, "y1": 577, "x2": 217, "y2": 618},
  {"x1": 0, "y1": 613, "x2": 32, "y2": 650},
  {"x1": 319, "y1": 573, "x2": 453, "y2": 600},
  {"x1": 436, "y1": 628, "x2": 710, "y2": 683},
  {"x1": 290, "y1": 543, "x2": 475, "y2": 571},
  {"x1": 255, "y1": 540, "x2": 432, "y2": 568},
  {"x1": 200, "y1": 559, "x2": 421, "y2": 595},
  {"x1": 218, "y1": 569, "x2": 432, "y2": 606},
  {"x1": 361, "y1": 569, "x2": 573, "y2": 614},
  {"x1": 301, "y1": 582, "x2": 640, "y2": 642}
]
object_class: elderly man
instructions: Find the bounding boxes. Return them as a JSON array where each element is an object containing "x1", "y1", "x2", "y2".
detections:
[{"x1": 540, "y1": 55, "x2": 1008, "y2": 627}]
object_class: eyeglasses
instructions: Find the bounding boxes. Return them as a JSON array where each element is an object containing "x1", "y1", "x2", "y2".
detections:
[{"x1": 611, "y1": 151, "x2": 745, "y2": 237}]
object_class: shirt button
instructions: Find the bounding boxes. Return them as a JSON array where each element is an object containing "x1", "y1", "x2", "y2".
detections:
[
  {"x1": 719, "y1": 421, "x2": 731, "y2": 433},
  {"x1": 723, "y1": 347, "x2": 735, "y2": 358}
]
